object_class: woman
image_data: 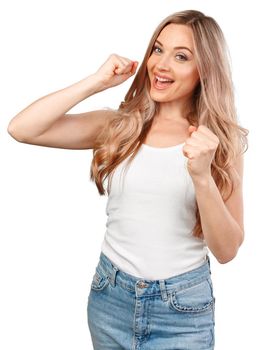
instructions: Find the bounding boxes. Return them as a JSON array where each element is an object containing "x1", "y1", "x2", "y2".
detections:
[{"x1": 8, "y1": 9, "x2": 248, "y2": 350}]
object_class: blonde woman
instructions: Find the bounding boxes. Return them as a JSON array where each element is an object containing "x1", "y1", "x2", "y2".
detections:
[{"x1": 8, "y1": 10, "x2": 248, "y2": 350}]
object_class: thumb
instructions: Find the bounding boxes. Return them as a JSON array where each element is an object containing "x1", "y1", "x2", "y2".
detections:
[
  {"x1": 188, "y1": 125, "x2": 197, "y2": 134},
  {"x1": 130, "y1": 61, "x2": 139, "y2": 74}
]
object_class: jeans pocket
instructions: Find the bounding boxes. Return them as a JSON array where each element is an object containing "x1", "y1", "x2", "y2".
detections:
[
  {"x1": 90, "y1": 268, "x2": 110, "y2": 292},
  {"x1": 169, "y1": 277, "x2": 215, "y2": 314}
]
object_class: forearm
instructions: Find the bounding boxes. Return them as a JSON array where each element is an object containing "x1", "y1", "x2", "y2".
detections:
[
  {"x1": 192, "y1": 175, "x2": 244, "y2": 263},
  {"x1": 7, "y1": 73, "x2": 103, "y2": 140}
]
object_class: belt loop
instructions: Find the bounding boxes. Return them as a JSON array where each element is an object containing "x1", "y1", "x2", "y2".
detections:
[
  {"x1": 159, "y1": 279, "x2": 168, "y2": 302},
  {"x1": 110, "y1": 265, "x2": 119, "y2": 287},
  {"x1": 207, "y1": 254, "x2": 211, "y2": 274}
]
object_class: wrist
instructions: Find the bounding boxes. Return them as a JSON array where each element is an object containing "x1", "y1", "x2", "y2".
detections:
[
  {"x1": 77, "y1": 73, "x2": 106, "y2": 96},
  {"x1": 191, "y1": 173, "x2": 213, "y2": 188},
  {"x1": 88, "y1": 73, "x2": 108, "y2": 93}
]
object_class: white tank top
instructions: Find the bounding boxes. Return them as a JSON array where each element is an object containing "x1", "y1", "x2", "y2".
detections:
[{"x1": 100, "y1": 142, "x2": 208, "y2": 280}]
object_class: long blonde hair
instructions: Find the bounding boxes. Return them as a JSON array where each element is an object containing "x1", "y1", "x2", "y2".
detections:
[{"x1": 90, "y1": 10, "x2": 249, "y2": 238}]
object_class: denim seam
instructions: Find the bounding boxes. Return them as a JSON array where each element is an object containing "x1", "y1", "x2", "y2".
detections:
[
  {"x1": 206, "y1": 277, "x2": 214, "y2": 298},
  {"x1": 170, "y1": 295, "x2": 215, "y2": 313},
  {"x1": 104, "y1": 275, "x2": 210, "y2": 296},
  {"x1": 169, "y1": 274, "x2": 210, "y2": 294},
  {"x1": 97, "y1": 261, "x2": 210, "y2": 295}
]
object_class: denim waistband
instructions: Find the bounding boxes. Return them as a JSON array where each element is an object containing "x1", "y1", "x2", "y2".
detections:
[{"x1": 96, "y1": 252, "x2": 211, "y2": 300}]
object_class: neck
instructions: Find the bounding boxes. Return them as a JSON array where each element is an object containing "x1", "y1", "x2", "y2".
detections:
[{"x1": 156, "y1": 99, "x2": 190, "y2": 122}]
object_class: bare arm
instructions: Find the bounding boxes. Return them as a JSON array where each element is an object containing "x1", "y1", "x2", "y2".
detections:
[
  {"x1": 7, "y1": 74, "x2": 104, "y2": 141},
  {"x1": 8, "y1": 109, "x2": 117, "y2": 150},
  {"x1": 193, "y1": 154, "x2": 244, "y2": 264},
  {"x1": 7, "y1": 54, "x2": 138, "y2": 149}
]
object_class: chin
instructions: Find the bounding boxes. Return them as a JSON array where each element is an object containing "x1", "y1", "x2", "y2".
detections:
[
  {"x1": 150, "y1": 94, "x2": 173, "y2": 103},
  {"x1": 149, "y1": 90, "x2": 170, "y2": 102}
]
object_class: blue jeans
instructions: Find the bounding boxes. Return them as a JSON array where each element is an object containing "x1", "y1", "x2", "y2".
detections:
[{"x1": 87, "y1": 252, "x2": 215, "y2": 349}]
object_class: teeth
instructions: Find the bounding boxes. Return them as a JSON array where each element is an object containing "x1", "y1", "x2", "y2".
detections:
[{"x1": 155, "y1": 75, "x2": 173, "y2": 82}]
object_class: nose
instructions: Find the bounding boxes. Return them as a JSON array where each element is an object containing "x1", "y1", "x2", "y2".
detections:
[{"x1": 156, "y1": 54, "x2": 171, "y2": 72}]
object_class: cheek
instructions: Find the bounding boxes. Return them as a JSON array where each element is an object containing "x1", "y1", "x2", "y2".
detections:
[
  {"x1": 146, "y1": 57, "x2": 153, "y2": 74},
  {"x1": 179, "y1": 67, "x2": 199, "y2": 86},
  {"x1": 183, "y1": 66, "x2": 198, "y2": 78}
]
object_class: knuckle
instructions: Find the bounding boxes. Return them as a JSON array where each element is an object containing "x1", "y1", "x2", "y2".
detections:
[{"x1": 202, "y1": 148, "x2": 209, "y2": 154}]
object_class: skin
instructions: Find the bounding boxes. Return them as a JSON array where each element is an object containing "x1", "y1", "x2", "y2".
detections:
[
  {"x1": 147, "y1": 23, "x2": 199, "y2": 123},
  {"x1": 145, "y1": 23, "x2": 244, "y2": 263},
  {"x1": 146, "y1": 23, "x2": 219, "y2": 180}
]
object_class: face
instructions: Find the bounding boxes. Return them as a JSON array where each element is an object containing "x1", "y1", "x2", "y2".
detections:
[{"x1": 147, "y1": 23, "x2": 200, "y2": 104}]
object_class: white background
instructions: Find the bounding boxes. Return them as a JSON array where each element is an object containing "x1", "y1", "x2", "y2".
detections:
[{"x1": 1, "y1": 0, "x2": 269, "y2": 349}]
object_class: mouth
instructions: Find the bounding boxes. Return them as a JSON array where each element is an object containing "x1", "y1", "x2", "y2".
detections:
[{"x1": 152, "y1": 74, "x2": 175, "y2": 90}]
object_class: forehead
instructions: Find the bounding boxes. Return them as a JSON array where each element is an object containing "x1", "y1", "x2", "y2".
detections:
[{"x1": 156, "y1": 23, "x2": 194, "y2": 48}]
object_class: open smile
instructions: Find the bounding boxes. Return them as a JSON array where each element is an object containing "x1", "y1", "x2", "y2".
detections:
[{"x1": 152, "y1": 74, "x2": 175, "y2": 90}]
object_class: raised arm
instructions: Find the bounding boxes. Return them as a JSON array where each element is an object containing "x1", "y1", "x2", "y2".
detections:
[{"x1": 7, "y1": 54, "x2": 138, "y2": 149}]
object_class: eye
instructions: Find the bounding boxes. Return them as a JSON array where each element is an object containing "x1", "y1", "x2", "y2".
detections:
[
  {"x1": 176, "y1": 53, "x2": 187, "y2": 61},
  {"x1": 152, "y1": 45, "x2": 162, "y2": 53},
  {"x1": 152, "y1": 46, "x2": 187, "y2": 61}
]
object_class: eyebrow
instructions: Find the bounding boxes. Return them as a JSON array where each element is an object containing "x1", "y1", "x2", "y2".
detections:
[{"x1": 155, "y1": 39, "x2": 193, "y2": 54}]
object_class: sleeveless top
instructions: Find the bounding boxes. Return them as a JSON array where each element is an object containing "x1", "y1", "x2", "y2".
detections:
[{"x1": 100, "y1": 142, "x2": 208, "y2": 280}]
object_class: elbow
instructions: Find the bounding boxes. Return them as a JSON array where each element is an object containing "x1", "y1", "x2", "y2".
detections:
[
  {"x1": 216, "y1": 231, "x2": 244, "y2": 264},
  {"x1": 217, "y1": 249, "x2": 238, "y2": 264},
  {"x1": 216, "y1": 234, "x2": 244, "y2": 265},
  {"x1": 217, "y1": 254, "x2": 236, "y2": 264},
  {"x1": 7, "y1": 123, "x2": 16, "y2": 138},
  {"x1": 7, "y1": 124, "x2": 25, "y2": 142}
]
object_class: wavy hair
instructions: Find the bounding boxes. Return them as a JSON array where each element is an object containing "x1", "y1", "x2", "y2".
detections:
[{"x1": 90, "y1": 9, "x2": 249, "y2": 238}]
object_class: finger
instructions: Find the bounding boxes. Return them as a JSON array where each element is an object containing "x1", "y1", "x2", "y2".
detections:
[
  {"x1": 113, "y1": 62, "x2": 126, "y2": 74},
  {"x1": 122, "y1": 60, "x2": 135, "y2": 74},
  {"x1": 183, "y1": 149, "x2": 195, "y2": 159},
  {"x1": 130, "y1": 61, "x2": 139, "y2": 75},
  {"x1": 190, "y1": 131, "x2": 206, "y2": 143},
  {"x1": 183, "y1": 143, "x2": 201, "y2": 157},
  {"x1": 112, "y1": 56, "x2": 126, "y2": 73},
  {"x1": 197, "y1": 125, "x2": 218, "y2": 143},
  {"x1": 115, "y1": 58, "x2": 134, "y2": 74}
]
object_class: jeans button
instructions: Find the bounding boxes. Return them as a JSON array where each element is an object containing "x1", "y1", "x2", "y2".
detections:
[{"x1": 137, "y1": 280, "x2": 148, "y2": 288}]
